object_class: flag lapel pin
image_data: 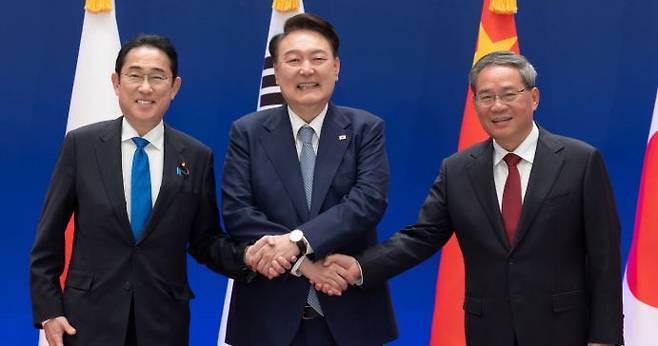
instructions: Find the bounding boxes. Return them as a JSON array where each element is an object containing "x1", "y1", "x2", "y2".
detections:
[
  {"x1": 338, "y1": 134, "x2": 348, "y2": 141},
  {"x1": 177, "y1": 161, "x2": 189, "y2": 176}
]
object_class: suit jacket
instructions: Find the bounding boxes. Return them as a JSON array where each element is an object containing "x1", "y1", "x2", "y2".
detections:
[
  {"x1": 30, "y1": 117, "x2": 248, "y2": 346},
  {"x1": 222, "y1": 104, "x2": 398, "y2": 346},
  {"x1": 358, "y1": 127, "x2": 623, "y2": 346}
]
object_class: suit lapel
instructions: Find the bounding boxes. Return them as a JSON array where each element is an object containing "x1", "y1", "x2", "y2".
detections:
[
  {"x1": 310, "y1": 105, "x2": 351, "y2": 217},
  {"x1": 466, "y1": 140, "x2": 510, "y2": 250},
  {"x1": 95, "y1": 117, "x2": 133, "y2": 240},
  {"x1": 511, "y1": 128, "x2": 564, "y2": 251},
  {"x1": 260, "y1": 106, "x2": 309, "y2": 221},
  {"x1": 138, "y1": 125, "x2": 184, "y2": 243}
]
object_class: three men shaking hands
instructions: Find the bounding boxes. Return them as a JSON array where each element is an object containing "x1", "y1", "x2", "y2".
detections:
[{"x1": 31, "y1": 12, "x2": 623, "y2": 346}]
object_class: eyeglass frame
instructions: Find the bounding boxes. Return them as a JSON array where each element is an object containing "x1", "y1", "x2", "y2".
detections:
[
  {"x1": 120, "y1": 72, "x2": 173, "y2": 87},
  {"x1": 474, "y1": 88, "x2": 528, "y2": 106}
]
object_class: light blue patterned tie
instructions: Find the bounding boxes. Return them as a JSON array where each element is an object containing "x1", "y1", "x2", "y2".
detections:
[
  {"x1": 131, "y1": 137, "x2": 152, "y2": 241},
  {"x1": 298, "y1": 126, "x2": 323, "y2": 316}
]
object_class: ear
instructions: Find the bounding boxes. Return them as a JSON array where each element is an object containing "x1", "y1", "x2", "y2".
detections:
[
  {"x1": 333, "y1": 57, "x2": 341, "y2": 81},
  {"x1": 530, "y1": 87, "x2": 540, "y2": 111},
  {"x1": 111, "y1": 73, "x2": 120, "y2": 96},
  {"x1": 169, "y1": 76, "x2": 182, "y2": 100},
  {"x1": 272, "y1": 60, "x2": 280, "y2": 85}
]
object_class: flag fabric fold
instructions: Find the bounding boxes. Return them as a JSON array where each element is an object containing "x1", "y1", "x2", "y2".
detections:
[
  {"x1": 623, "y1": 87, "x2": 658, "y2": 345},
  {"x1": 38, "y1": 1, "x2": 120, "y2": 345},
  {"x1": 216, "y1": 2, "x2": 304, "y2": 345},
  {"x1": 430, "y1": 1, "x2": 519, "y2": 344}
]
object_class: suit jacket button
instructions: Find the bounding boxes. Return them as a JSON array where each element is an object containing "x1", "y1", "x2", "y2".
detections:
[{"x1": 123, "y1": 281, "x2": 132, "y2": 291}]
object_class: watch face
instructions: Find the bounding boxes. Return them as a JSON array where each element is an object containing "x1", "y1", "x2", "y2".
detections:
[{"x1": 290, "y1": 230, "x2": 303, "y2": 242}]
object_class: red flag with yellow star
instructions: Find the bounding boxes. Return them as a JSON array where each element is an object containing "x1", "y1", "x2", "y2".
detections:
[{"x1": 429, "y1": 0, "x2": 519, "y2": 344}]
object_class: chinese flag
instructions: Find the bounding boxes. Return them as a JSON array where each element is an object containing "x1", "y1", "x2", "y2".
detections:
[{"x1": 429, "y1": 0, "x2": 519, "y2": 345}]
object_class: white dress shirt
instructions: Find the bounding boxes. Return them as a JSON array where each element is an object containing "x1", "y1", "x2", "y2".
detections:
[
  {"x1": 121, "y1": 118, "x2": 164, "y2": 221},
  {"x1": 288, "y1": 104, "x2": 327, "y2": 158},
  {"x1": 492, "y1": 122, "x2": 539, "y2": 210}
]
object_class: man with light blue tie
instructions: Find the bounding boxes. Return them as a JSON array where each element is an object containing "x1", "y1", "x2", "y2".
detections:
[
  {"x1": 29, "y1": 34, "x2": 253, "y2": 346},
  {"x1": 222, "y1": 13, "x2": 398, "y2": 346}
]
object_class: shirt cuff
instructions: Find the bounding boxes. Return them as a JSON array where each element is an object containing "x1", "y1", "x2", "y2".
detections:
[
  {"x1": 303, "y1": 235, "x2": 314, "y2": 255},
  {"x1": 355, "y1": 260, "x2": 364, "y2": 286},
  {"x1": 42, "y1": 318, "x2": 53, "y2": 328},
  {"x1": 290, "y1": 255, "x2": 306, "y2": 277}
]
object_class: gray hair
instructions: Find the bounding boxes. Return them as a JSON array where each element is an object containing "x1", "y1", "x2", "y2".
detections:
[{"x1": 469, "y1": 51, "x2": 537, "y2": 93}]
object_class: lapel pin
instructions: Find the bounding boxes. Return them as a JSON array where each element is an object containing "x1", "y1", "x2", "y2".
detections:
[
  {"x1": 177, "y1": 161, "x2": 189, "y2": 176},
  {"x1": 338, "y1": 134, "x2": 348, "y2": 141}
]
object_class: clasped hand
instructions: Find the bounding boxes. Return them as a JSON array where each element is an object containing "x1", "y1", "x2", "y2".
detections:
[
  {"x1": 309, "y1": 254, "x2": 361, "y2": 295},
  {"x1": 244, "y1": 234, "x2": 299, "y2": 279},
  {"x1": 300, "y1": 256, "x2": 354, "y2": 296},
  {"x1": 245, "y1": 237, "x2": 360, "y2": 297}
]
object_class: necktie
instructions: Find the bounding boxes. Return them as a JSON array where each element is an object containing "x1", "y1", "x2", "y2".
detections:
[
  {"x1": 501, "y1": 153, "x2": 522, "y2": 245},
  {"x1": 131, "y1": 137, "x2": 152, "y2": 241},
  {"x1": 298, "y1": 126, "x2": 323, "y2": 316},
  {"x1": 299, "y1": 126, "x2": 316, "y2": 210}
]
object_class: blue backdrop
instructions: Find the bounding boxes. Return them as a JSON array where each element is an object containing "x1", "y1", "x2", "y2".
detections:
[{"x1": 1, "y1": 0, "x2": 657, "y2": 345}]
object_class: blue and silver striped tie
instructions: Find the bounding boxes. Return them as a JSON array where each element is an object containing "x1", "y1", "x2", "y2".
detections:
[{"x1": 298, "y1": 125, "x2": 323, "y2": 316}]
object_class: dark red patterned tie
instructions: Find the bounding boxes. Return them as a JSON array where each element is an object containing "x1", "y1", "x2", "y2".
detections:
[{"x1": 502, "y1": 153, "x2": 522, "y2": 245}]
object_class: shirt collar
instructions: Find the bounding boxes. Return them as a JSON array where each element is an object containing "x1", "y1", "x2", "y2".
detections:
[
  {"x1": 493, "y1": 121, "x2": 539, "y2": 166},
  {"x1": 288, "y1": 104, "x2": 328, "y2": 139},
  {"x1": 121, "y1": 117, "x2": 164, "y2": 151}
]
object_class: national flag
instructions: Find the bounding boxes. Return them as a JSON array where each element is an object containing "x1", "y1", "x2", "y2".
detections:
[
  {"x1": 430, "y1": 0, "x2": 519, "y2": 344},
  {"x1": 623, "y1": 87, "x2": 658, "y2": 345},
  {"x1": 38, "y1": 0, "x2": 121, "y2": 344},
  {"x1": 216, "y1": 1, "x2": 304, "y2": 344}
]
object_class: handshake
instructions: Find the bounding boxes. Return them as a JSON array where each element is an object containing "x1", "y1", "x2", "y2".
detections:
[{"x1": 243, "y1": 233, "x2": 361, "y2": 296}]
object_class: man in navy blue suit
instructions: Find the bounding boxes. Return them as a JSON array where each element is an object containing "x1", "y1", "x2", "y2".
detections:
[{"x1": 221, "y1": 13, "x2": 398, "y2": 346}]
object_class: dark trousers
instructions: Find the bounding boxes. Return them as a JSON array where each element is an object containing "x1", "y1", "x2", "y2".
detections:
[{"x1": 290, "y1": 317, "x2": 337, "y2": 346}]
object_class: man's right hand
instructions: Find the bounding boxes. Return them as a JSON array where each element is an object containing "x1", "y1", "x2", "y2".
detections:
[
  {"x1": 245, "y1": 235, "x2": 297, "y2": 279},
  {"x1": 43, "y1": 316, "x2": 76, "y2": 346},
  {"x1": 299, "y1": 259, "x2": 348, "y2": 296},
  {"x1": 311, "y1": 254, "x2": 362, "y2": 295}
]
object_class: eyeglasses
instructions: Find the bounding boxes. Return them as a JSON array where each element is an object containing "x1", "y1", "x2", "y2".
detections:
[
  {"x1": 475, "y1": 88, "x2": 527, "y2": 106},
  {"x1": 121, "y1": 73, "x2": 171, "y2": 87}
]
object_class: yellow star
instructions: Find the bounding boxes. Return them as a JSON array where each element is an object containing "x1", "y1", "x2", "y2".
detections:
[{"x1": 472, "y1": 24, "x2": 517, "y2": 65}]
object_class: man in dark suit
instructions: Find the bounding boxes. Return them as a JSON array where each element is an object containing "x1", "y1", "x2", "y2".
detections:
[
  {"x1": 322, "y1": 51, "x2": 624, "y2": 346},
  {"x1": 30, "y1": 34, "x2": 252, "y2": 346},
  {"x1": 222, "y1": 13, "x2": 398, "y2": 346}
]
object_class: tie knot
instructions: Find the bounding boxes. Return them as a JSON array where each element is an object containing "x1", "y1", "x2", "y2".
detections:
[
  {"x1": 298, "y1": 126, "x2": 315, "y2": 145},
  {"x1": 132, "y1": 137, "x2": 150, "y2": 150},
  {"x1": 503, "y1": 153, "x2": 522, "y2": 167}
]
